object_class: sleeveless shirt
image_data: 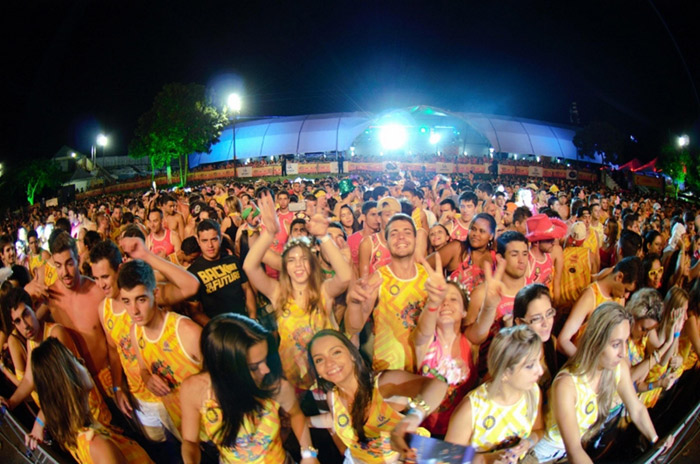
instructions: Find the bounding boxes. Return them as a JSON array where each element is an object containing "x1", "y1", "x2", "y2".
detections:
[
  {"x1": 101, "y1": 298, "x2": 155, "y2": 402},
  {"x1": 368, "y1": 234, "x2": 391, "y2": 275},
  {"x1": 330, "y1": 377, "x2": 404, "y2": 463},
  {"x1": 372, "y1": 264, "x2": 428, "y2": 372},
  {"x1": 134, "y1": 311, "x2": 202, "y2": 432},
  {"x1": 277, "y1": 297, "x2": 332, "y2": 390},
  {"x1": 70, "y1": 425, "x2": 154, "y2": 464},
  {"x1": 468, "y1": 382, "x2": 540, "y2": 454},
  {"x1": 201, "y1": 389, "x2": 285, "y2": 463}
]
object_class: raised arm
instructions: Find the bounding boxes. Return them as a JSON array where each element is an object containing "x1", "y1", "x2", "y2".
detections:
[
  {"x1": 120, "y1": 236, "x2": 200, "y2": 306},
  {"x1": 307, "y1": 215, "x2": 352, "y2": 300},
  {"x1": 277, "y1": 379, "x2": 320, "y2": 464},
  {"x1": 464, "y1": 259, "x2": 505, "y2": 345},
  {"x1": 413, "y1": 255, "x2": 447, "y2": 357},
  {"x1": 242, "y1": 192, "x2": 280, "y2": 303},
  {"x1": 558, "y1": 289, "x2": 594, "y2": 358},
  {"x1": 344, "y1": 271, "x2": 382, "y2": 337}
]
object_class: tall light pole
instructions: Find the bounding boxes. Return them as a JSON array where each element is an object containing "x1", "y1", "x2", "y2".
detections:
[{"x1": 227, "y1": 93, "x2": 242, "y2": 177}]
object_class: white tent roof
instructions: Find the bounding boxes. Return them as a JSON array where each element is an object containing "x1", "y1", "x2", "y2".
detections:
[{"x1": 189, "y1": 107, "x2": 594, "y2": 167}]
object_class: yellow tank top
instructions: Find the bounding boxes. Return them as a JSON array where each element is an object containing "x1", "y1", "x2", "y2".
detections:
[
  {"x1": 201, "y1": 389, "x2": 285, "y2": 463},
  {"x1": 468, "y1": 383, "x2": 540, "y2": 454},
  {"x1": 679, "y1": 334, "x2": 699, "y2": 372},
  {"x1": 28, "y1": 253, "x2": 46, "y2": 276},
  {"x1": 373, "y1": 264, "x2": 428, "y2": 372},
  {"x1": 102, "y1": 298, "x2": 156, "y2": 402},
  {"x1": 559, "y1": 247, "x2": 591, "y2": 308},
  {"x1": 330, "y1": 377, "x2": 404, "y2": 463},
  {"x1": 411, "y1": 208, "x2": 422, "y2": 230},
  {"x1": 44, "y1": 261, "x2": 58, "y2": 287},
  {"x1": 277, "y1": 297, "x2": 332, "y2": 390},
  {"x1": 582, "y1": 229, "x2": 599, "y2": 255},
  {"x1": 574, "y1": 283, "x2": 618, "y2": 343},
  {"x1": 135, "y1": 311, "x2": 202, "y2": 433},
  {"x1": 70, "y1": 424, "x2": 154, "y2": 464},
  {"x1": 543, "y1": 364, "x2": 621, "y2": 447}
]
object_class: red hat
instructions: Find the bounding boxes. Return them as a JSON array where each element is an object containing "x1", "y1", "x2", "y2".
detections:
[{"x1": 526, "y1": 214, "x2": 567, "y2": 243}]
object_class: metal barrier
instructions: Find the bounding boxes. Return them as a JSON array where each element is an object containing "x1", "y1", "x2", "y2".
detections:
[{"x1": 0, "y1": 406, "x2": 63, "y2": 464}]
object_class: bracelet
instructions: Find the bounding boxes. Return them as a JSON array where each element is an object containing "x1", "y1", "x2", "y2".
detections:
[
  {"x1": 648, "y1": 381, "x2": 654, "y2": 391},
  {"x1": 300, "y1": 446, "x2": 318, "y2": 459},
  {"x1": 113, "y1": 386, "x2": 121, "y2": 393},
  {"x1": 35, "y1": 417, "x2": 44, "y2": 427},
  {"x1": 650, "y1": 434, "x2": 659, "y2": 444},
  {"x1": 674, "y1": 332, "x2": 681, "y2": 339},
  {"x1": 408, "y1": 397, "x2": 431, "y2": 414},
  {"x1": 653, "y1": 351, "x2": 660, "y2": 364},
  {"x1": 427, "y1": 306, "x2": 439, "y2": 312},
  {"x1": 318, "y1": 234, "x2": 332, "y2": 244}
]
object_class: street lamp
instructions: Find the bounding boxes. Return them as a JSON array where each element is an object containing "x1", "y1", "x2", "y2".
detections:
[
  {"x1": 92, "y1": 134, "x2": 108, "y2": 167},
  {"x1": 228, "y1": 93, "x2": 242, "y2": 178}
]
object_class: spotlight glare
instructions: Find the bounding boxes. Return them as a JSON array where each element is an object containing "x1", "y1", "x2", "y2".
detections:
[
  {"x1": 429, "y1": 133, "x2": 441, "y2": 145},
  {"x1": 379, "y1": 124, "x2": 407, "y2": 150},
  {"x1": 678, "y1": 135, "x2": 690, "y2": 147}
]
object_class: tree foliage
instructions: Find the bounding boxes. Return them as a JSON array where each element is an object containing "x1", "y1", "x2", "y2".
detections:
[
  {"x1": 573, "y1": 121, "x2": 625, "y2": 165},
  {"x1": 128, "y1": 83, "x2": 228, "y2": 186},
  {"x1": 17, "y1": 159, "x2": 63, "y2": 205},
  {"x1": 657, "y1": 145, "x2": 698, "y2": 197}
]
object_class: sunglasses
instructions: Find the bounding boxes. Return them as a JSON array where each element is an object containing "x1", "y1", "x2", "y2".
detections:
[{"x1": 648, "y1": 267, "x2": 664, "y2": 278}]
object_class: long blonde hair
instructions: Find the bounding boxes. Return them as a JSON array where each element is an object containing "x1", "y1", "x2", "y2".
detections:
[
  {"x1": 659, "y1": 286, "x2": 689, "y2": 336},
  {"x1": 276, "y1": 238, "x2": 324, "y2": 317},
  {"x1": 563, "y1": 302, "x2": 632, "y2": 442},
  {"x1": 486, "y1": 325, "x2": 542, "y2": 422}
]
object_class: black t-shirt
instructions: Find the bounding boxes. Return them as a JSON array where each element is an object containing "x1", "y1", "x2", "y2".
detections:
[{"x1": 188, "y1": 253, "x2": 249, "y2": 318}]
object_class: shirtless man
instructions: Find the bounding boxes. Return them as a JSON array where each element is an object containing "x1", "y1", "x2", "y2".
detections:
[
  {"x1": 162, "y1": 194, "x2": 186, "y2": 239},
  {"x1": 28, "y1": 231, "x2": 110, "y2": 396}
]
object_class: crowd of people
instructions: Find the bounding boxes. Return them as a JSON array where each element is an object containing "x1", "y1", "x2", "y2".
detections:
[{"x1": 0, "y1": 168, "x2": 697, "y2": 463}]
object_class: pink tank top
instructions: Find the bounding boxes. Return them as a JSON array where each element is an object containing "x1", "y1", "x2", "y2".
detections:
[{"x1": 150, "y1": 229, "x2": 175, "y2": 256}]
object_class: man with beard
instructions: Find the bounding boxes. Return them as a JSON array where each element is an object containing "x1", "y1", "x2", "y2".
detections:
[
  {"x1": 26, "y1": 231, "x2": 111, "y2": 397},
  {"x1": 346, "y1": 213, "x2": 433, "y2": 372}
]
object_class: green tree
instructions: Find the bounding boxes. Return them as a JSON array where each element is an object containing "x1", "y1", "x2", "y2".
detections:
[
  {"x1": 573, "y1": 121, "x2": 625, "y2": 165},
  {"x1": 128, "y1": 83, "x2": 228, "y2": 186},
  {"x1": 17, "y1": 159, "x2": 63, "y2": 205},
  {"x1": 657, "y1": 145, "x2": 697, "y2": 198}
]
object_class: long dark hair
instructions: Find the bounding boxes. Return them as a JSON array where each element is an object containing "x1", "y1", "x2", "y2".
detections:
[
  {"x1": 308, "y1": 329, "x2": 374, "y2": 443},
  {"x1": 513, "y1": 283, "x2": 558, "y2": 379},
  {"x1": 201, "y1": 313, "x2": 282, "y2": 448}
]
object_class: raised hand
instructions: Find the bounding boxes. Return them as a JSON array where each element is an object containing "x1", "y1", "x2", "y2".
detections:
[
  {"x1": 346, "y1": 270, "x2": 382, "y2": 317},
  {"x1": 482, "y1": 256, "x2": 507, "y2": 310},
  {"x1": 119, "y1": 236, "x2": 148, "y2": 260},
  {"x1": 307, "y1": 214, "x2": 330, "y2": 238},
  {"x1": 257, "y1": 191, "x2": 280, "y2": 235},
  {"x1": 420, "y1": 253, "x2": 447, "y2": 307}
]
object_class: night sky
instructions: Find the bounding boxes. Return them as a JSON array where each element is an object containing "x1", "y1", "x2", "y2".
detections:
[{"x1": 2, "y1": 1, "x2": 698, "y2": 165}]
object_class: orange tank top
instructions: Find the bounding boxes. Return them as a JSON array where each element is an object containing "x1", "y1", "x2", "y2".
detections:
[{"x1": 135, "y1": 311, "x2": 202, "y2": 433}]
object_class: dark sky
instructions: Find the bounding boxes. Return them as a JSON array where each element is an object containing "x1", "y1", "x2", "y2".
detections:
[{"x1": 2, "y1": 0, "x2": 698, "y2": 164}]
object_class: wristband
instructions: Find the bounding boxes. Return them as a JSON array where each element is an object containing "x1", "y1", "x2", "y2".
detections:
[
  {"x1": 405, "y1": 407, "x2": 426, "y2": 423},
  {"x1": 113, "y1": 386, "x2": 121, "y2": 393},
  {"x1": 300, "y1": 446, "x2": 318, "y2": 459},
  {"x1": 674, "y1": 332, "x2": 681, "y2": 339},
  {"x1": 318, "y1": 234, "x2": 332, "y2": 244},
  {"x1": 427, "y1": 306, "x2": 439, "y2": 312},
  {"x1": 35, "y1": 417, "x2": 44, "y2": 427},
  {"x1": 651, "y1": 434, "x2": 659, "y2": 444},
  {"x1": 408, "y1": 397, "x2": 431, "y2": 414}
]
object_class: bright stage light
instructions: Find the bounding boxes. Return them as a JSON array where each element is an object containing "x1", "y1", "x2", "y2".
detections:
[
  {"x1": 379, "y1": 124, "x2": 407, "y2": 150},
  {"x1": 429, "y1": 133, "x2": 441, "y2": 145},
  {"x1": 678, "y1": 135, "x2": 690, "y2": 148}
]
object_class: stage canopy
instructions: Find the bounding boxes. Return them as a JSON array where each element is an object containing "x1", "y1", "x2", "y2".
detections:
[{"x1": 189, "y1": 105, "x2": 595, "y2": 168}]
